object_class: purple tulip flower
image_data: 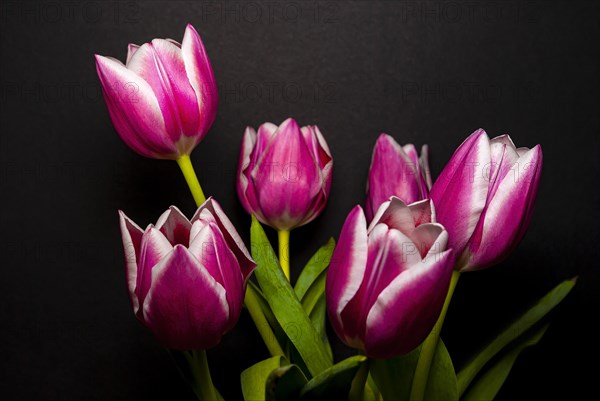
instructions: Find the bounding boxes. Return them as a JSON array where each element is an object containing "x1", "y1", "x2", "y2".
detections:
[
  {"x1": 430, "y1": 129, "x2": 543, "y2": 271},
  {"x1": 119, "y1": 198, "x2": 255, "y2": 350},
  {"x1": 326, "y1": 197, "x2": 455, "y2": 358},
  {"x1": 237, "y1": 118, "x2": 333, "y2": 231},
  {"x1": 95, "y1": 24, "x2": 217, "y2": 160}
]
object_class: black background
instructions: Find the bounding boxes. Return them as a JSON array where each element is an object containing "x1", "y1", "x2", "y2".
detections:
[{"x1": 1, "y1": 1, "x2": 598, "y2": 400}]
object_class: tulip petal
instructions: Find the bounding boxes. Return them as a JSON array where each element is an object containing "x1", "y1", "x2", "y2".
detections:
[
  {"x1": 142, "y1": 245, "x2": 229, "y2": 350},
  {"x1": 464, "y1": 145, "x2": 542, "y2": 271},
  {"x1": 368, "y1": 197, "x2": 422, "y2": 235},
  {"x1": 326, "y1": 206, "x2": 368, "y2": 345},
  {"x1": 340, "y1": 224, "x2": 422, "y2": 346},
  {"x1": 430, "y1": 129, "x2": 491, "y2": 253},
  {"x1": 189, "y1": 222, "x2": 244, "y2": 330},
  {"x1": 192, "y1": 198, "x2": 256, "y2": 281},
  {"x1": 127, "y1": 40, "x2": 200, "y2": 149},
  {"x1": 95, "y1": 55, "x2": 175, "y2": 158},
  {"x1": 252, "y1": 118, "x2": 320, "y2": 230},
  {"x1": 364, "y1": 247, "x2": 454, "y2": 358},
  {"x1": 119, "y1": 211, "x2": 144, "y2": 313},
  {"x1": 181, "y1": 24, "x2": 217, "y2": 141},
  {"x1": 410, "y1": 223, "x2": 446, "y2": 258},
  {"x1": 367, "y1": 135, "x2": 424, "y2": 220},
  {"x1": 487, "y1": 135, "x2": 521, "y2": 201},
  {"x1": 136, "y1": 227, "x2": 174, "y2": 311},
  {"x1": 126, "y1": 43, "x2": 140, "y2": 65},
  {"x1": 155, "y1": 206, "x2": 191, "y2": 245},
  {"x1": 420, "y1": 144, "x2": 433, "y2": 189}
]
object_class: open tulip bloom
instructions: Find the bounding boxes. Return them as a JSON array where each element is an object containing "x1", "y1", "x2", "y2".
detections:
[{"x1": 100, "y1": 24, "x2": 574, "y2": 401}]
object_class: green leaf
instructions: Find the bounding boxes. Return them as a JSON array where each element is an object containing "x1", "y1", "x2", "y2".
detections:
[
  {"x1": 266, "y1": 364, "x2": 308, "y2": 401},
  {"x1": 462, "y1": 324, "x2": 549, "y2": 401},
  {"x1": 250, "y1": 216, "x2": 332, "y2": 377},
  {"x1": 307, "y1": 293, "x2": 333, "y2": 362},
  {"x1": 294, "y1": 238, "x2": 335, "y2": 300},
  {"x1": 424, "y1": 340, "x2": 458, "y2": 401},
  {"x1": 247, "y1": 280, "x2": 288, "y2": 352},
  {"x1": 299, "y1": 355, "x2": 367, "y2": 400},
  {"x1": 241, "y1": 356, "x2": 286, "y2": 401},
  {"x1": 370, "y1": 346, "x2": 421, "y2": 401},
  {"x1": 457, "y1": 278, "x2": 576, "y2": 396}
]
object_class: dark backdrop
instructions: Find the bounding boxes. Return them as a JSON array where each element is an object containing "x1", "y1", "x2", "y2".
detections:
[{"x1": 1, "y1": 1, "x2": 598, "y2": 400}]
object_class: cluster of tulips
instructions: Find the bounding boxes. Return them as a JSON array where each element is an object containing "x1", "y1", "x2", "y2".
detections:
[{"x1": 95, "y1": 25, "x2": 574, "y2": 401}]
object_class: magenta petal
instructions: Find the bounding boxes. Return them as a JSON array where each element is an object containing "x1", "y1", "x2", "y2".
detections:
[
  {"x1": 119, "y1": 211, "x2": 144, "y2": 313},
  {"x1": 326, "y1": 206, "x2": 368, "y2": 345},
  {"x1": 464, "y1": 145, "x2": 543, "y2": 271},
  {"x1": 142, "y1": 245, "x2": 229, "y2": 350},
  {"x1": 135, "y1": 227, "x2": 174, "y2": 311},
  {"x1": 189, "y1": 222, "x2": 244, "y2": 331},
  {"x1": 367, "y1": 135, "x2": 425, "y2": 220},
  {"x1": 155, "y1": 206, "x2": 192, "y2": 245},
  {"x1": 252, "y1": 118, "x2": 320, "y2": 230},
  {"x1": 127, "y1": 40, "x2": 200, "y2": 149},
  {"x1": 430, "y1": 129, "x2": 491, "y2": 254},
  {"x1": 364, "y1": 247, "x2": 454, "y2": 358},
  {"x1": 419, "y1": 144, "x2": 433, "y2": 189},
  {"x1": 181, "y1": 24, "x2": 217, "y2": 142},
  {"x1": 192, "y1": 198, "x2": 256, "y2": 282},
  {"x1": 95, "y1": 55, "x2": 176, "y2": 159}
]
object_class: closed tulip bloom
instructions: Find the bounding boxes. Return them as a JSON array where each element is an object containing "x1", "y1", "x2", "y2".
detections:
[
  {"x1": 366, "y1": 134, "x2": 432, "y2": 221},
  {"x1": 119, "y1": 198, "x2": 255, "y2": 350},
  {"x1": 237, "y1": 118, "x2": 333, "y2": 231},
  {"x1": 95, "y1": 24, "x2": 217, "y2": 160},
  {"x1": 326, "y1": 197, "x2": 455, "y2": 358},
  {"x1": 430, "y1": 129, "x2": 543, "y2": 272}
]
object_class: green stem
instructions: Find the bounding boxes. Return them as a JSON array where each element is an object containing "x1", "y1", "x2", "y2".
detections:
[
  {"x1": 177, "y1": 154, "x2": 206, "y2": 206},
  {"x1": 184, "y1": 350, "x2": 217, "y2": 401},
  {"x1": 278, "y1": 230, "x2": 290, "y2": 280},
  {"x1": 410, "y1": 270, "x2": 461, "y2": 401},
  {"x1": 244, "y1": 284, "x2": 286, "y2": 357},
  {"x1": 349, "y1": 358, "x2": 370, "y2": 401}
]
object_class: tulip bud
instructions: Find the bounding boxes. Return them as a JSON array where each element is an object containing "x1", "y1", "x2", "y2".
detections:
[
  {"x1": 366, "y1": 134, "x2": 431, "y2": 221},
  {"x1": 119, "y1": 198, "x2": 255, "y2": 350},
  {"x1": 237, "y1": 118, "x2": 333, "y2": 231},
  {"x1": 95, "y1": 24, "x2": 217, "y2": 160},
  {"x1": 430, "y1": 129, "x2": 543, "y2": 271},
  {"x1": 326, "y1": 197, "x2": 454, "y2": 358}
]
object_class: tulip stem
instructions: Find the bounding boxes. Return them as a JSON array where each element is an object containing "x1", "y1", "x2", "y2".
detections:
[
  {"x1": 278, "y1": 230, "x2": 290, "y2": 280},
  {"x1": 184, "y1": 350, "x2": 217, "y2": 401},
  {"x1": 244, "y1": 284, "x2": 286, "y2": 357},
  {"x1": 349, "y1": 358, "x2": 370, "y2": 401},
  {"x1": 410, "y1": 270, "x2": 461, "y2": 401},
  {"x1": 177, "y1": 155, "x2": 206, "y2": 206}
]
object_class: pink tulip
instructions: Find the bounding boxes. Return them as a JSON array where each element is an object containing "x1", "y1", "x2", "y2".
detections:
[
  {"x1": 366, "y1": 134, "x2": 432, "y2": 221},
  {"x1": 430, "y1": 129, "x2": 543, "y2": 272},
  {"x1": 237, "y1": 118, "x2": 333, "y2": 231},
  {"x1": 119, "y1": 198, "x2": 255, "y2": 350},
  {"x1": 95, "y1": 24, "x2": 217, "y2": 160},
  {"x1": 326, "y1": 197, "x2": 455, "y2": 358}
]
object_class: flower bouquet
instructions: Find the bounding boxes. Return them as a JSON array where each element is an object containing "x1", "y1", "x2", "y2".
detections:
[{"x1": 95, "y1": 25, "x2": 574, "y2": 401}]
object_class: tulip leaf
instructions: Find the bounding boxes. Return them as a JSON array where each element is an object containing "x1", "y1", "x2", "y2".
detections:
[
  {"x1": 462, "y1": 324, "x2": 549, "y2": 401},
  {"x1": 307, "y1": 292, "x2": 333, "y2": 362},
  {"x1": 456, "y1": 278, "x2": 576, "y2": 396},
  {"x1": 250, "y1": 216, "x2": 333, "y2": 377},
  {"x1": 370, "y1": 346, "x2": 422, "y2": 401},
  {"x1": 299, "y1": 355, "x2": 367, "y2": 400},
  {"x1": 294, "y1": 238, "x2": 335, "y2": 300},
  {"x1": 266, "y1": 364, "x2": 308, "y2": 401},
  {"x1": 247, "y1": 280, "x2": 288, "y2": 352},
  {"x1": 241, "y1": 356, "x2": 287, "y2": 401},
  {"x1": 424, "y1": 339, "x2": 458, "y2": 401}
]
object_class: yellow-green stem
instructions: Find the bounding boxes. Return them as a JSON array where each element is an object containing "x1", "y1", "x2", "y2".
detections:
[
  {"x1": 349, "y1": 358, "x2": 370, "y2": 401},
  {"x1": 410, "y1": 270, "x2": 461, "y2": 401},
  {"x1": 244, "y1": 285, "x2": 285, "y2": 357},
  {"x1": 177, "y1": 155, "x2": 206, "y2": 206},
  {"x1": 184, "y1": 350, "x2": 217, "y2": 401},
  {"x1": 278, "y1": 230, "x2": 290, "y2": 280}
]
